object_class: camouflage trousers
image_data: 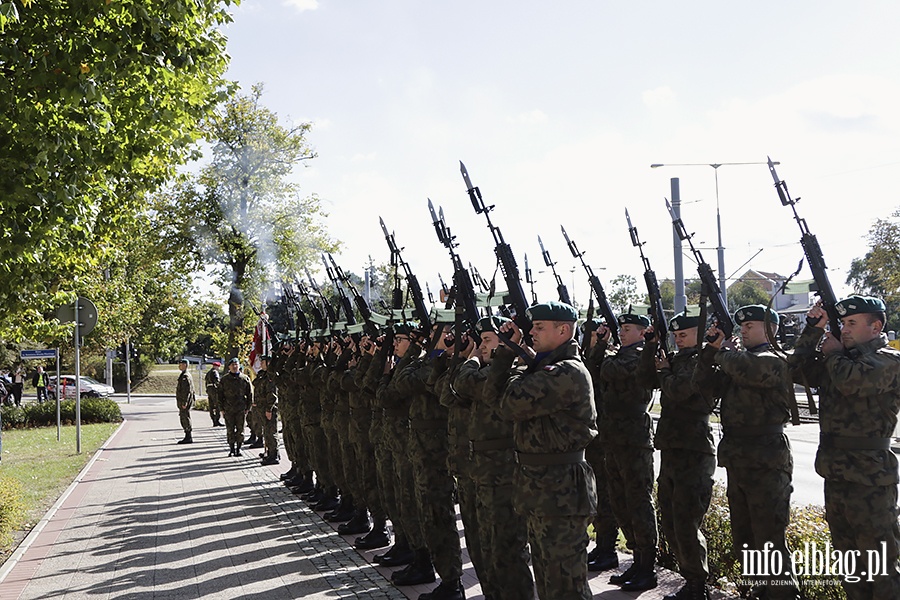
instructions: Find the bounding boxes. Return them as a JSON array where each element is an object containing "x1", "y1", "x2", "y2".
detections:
[
  {"x1": 328, "y1": 409, "x2": 350, "y2": 492},
  {"x1": 357, "y1": 411, "x2": 384, "y2": 520},
  {"x1": 457, "y1": 476, "x2": 488, "y2": 589},
  {"x1": 206, "y1": 389, "x2": 220, "y2": 423},
  {"x1": 409, "y1": 426, "x2": 462, "y2": 581},
  {"x1": 281, "y1": 412, "x2": 310, "y2": 468},
  {"x1": 473, "y1": 478, "x2": 534, "y2": 600},
  {"x1": 223, "y1": 409, "x2": 245, "y2": 447},
  {"x1": 605, "y1": 443, "x2": 657, "y2": 554},
  {"x1": 346, "y1": 409, "x2": 371, "y2": 508},
  {"x1": 374, "y1": 415, "x2": 401, "y2": 528},
  {"x1": 657, "y1": 448, "x2": 715, "y2": 580},
  {"x1": 825, "y1": 479, "x2": 900, "y2": 600},
  {"x1": 247, "y1": 404, "x2": 263, "y2": 438},
  {"x1": 727, "y1": 466, "x2": 799, "y2": 600},
  {"x1": 178, "y1": 406, "x2": 192, "y2": 434},
  {"x1": 303, "y1": 423, "x2": 334, "y2": 489},
  {"x1": 585, "y1": 437, "x2": 618, "y2": 544},
  {"x1": 527, "y1": 512, "x2": 591, "y2": 600},
  {"x1": 385, "y1": 415, "x2": 428, "y2": 550},
  {"x1": 262, "y1": 408, "x2": 278, "y2": 457}
]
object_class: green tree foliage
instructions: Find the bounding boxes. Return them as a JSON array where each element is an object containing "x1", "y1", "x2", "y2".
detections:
[
  {"x1": 168, "y1": 85, "x2": 337, "y2": 356},
  {"x1": 847, "y1": 213, "x2": 900, "y2": 332},
  {"x1": 608, "y1": 274, "x2": 642, "y2": 314},
  {"x1": 726, "y1": 279, "x2": 771, "y2": 312},
  {"x1": 0, "y1": 0, "x2": 236, "y2": 339}
]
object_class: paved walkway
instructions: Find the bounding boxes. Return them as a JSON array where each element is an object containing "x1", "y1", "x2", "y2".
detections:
[{"x1": 0, "y1": 396, "x2": 715, "y2": 600}]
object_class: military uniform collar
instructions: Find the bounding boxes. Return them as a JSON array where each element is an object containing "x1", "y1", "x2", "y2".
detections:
[
  {"x1": 746, "y1": 342, "x2": 771, "y2": 353},
  {"x1": 848, "y1": 332, "x2": 889, "y2": 358},
  {"x1": 534, "y1": 338, "x2": 580, "y2": 370}
]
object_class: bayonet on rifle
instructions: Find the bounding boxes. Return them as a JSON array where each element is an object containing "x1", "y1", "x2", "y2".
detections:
[
  {"x1": 562, "y1": 225, "x2": 619, "y2": 346},
  {"x1": 538, "y1": 235, "x2": 572, "y2": 305},
  {"x1": 625, "y1": 209, "x2": 671, "y2": 360}
]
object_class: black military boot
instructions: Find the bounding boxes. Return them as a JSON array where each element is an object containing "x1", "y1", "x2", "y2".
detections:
[
  {"x1": 392, "y1": 549, "x2": 435, "y2": 586},
  {"x1": 609, "y1": 550, "x2": 640, "y2": 585},
  {"x1": 326, "y1": 494, "x2": 355, "y2": 522},
  {"x1": 338, "y1": 508, "x2": 371, "y2": 535},
  {"x1": 619, "y1": 549, "x2": 657, "y2": 591},
  {"x1": 313, "y1": 491, "x2": 340, "y2": 513},
  {"x1": 280, "y1": 464, "x2": 298, "y2": 481},
  {"x1": 417, "y1": 579, "x2": 464, "y2": 600},
  {"x1": 302, "y1": 483, "x2": 323, "y2": 502},
  {"x1": 176, "y1": 432, "x2": 193, "y2": 445},
  {"x1": 291, "y1": 471, "x2": 316, "y2": 494},
  {"x1": 375, "y1": 535, "x2": 412, "y2": 566},
  {"x1": 248, "y1": 437, "x2": 264, "y2": 449},
  {"x1": 228, "y1": 443, "x2": 235, "y2": 457},
  {"x1": 260, "y1": 452, "x2": 279, "y2": 466},
  {"x1": 246, "y1": 433, "x2": 258, "y2": 446},
  {"x1": 588, "y1": 534, "x2": 619, "y2": 572},
  {"x1": 355, "y1": 516, "x2": 390, "y2": 549}
]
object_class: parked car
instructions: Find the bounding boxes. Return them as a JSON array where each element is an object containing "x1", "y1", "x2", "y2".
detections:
[{"x1": 47, "y1": 375, "x2": 115, "y2": 400}]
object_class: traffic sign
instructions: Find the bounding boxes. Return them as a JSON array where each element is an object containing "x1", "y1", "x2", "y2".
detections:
[
  {"x1": 56, "y1": 297, "x2": 99, "y2": 337},
  {"x1": 20, "y1": 349, "x2": 57, "y2": 360}
]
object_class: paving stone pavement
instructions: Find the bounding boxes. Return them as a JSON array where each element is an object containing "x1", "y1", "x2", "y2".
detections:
[{"x1": 0, "y1": 396, "x2": 726, "y2": 600}]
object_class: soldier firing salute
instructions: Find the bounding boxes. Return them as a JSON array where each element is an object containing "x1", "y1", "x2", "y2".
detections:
[
  {"x1": 789, "y1": 296, "x2": 900, "y2": 600},
  {"x1": 694, "y1": 305, "x2": 799, "y2": 600},
  {"x1": 592, "y1": 311, "x2": 658, "y2": 591},
  {"x1": 490, "y1": 300, "x2": 597, "y2": 600},
  {"x1": 637, "y1": 311, "x2": 716, "y2": 600},
  {"x1": 205, "y1": 361, "x2": 223, "y2": 427},
  {"x1": 220, "y1": 357, "x2": 252, "y2": 457},
  {"x1": 254, "y1": 355, "x2": 279, "y2": 466},
  {"x1": 176, "y1": 358, "x2": 195, "y2": 445}
]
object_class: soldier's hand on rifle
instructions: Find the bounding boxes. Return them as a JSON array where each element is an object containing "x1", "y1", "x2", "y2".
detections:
[
  {"x1": 655, "y1": 355, "x2": 670, "y2": 370},
  {"x1": 706, "y1": 325, "x2": 726, "y2": 349},
  {"x1": 498, "y1": 320, "x2": 523, "y2": 346},
  {"x1": 644, "y1": 325, "x2": 658, "y2": 343},
  {"x1": 806, "y1": 304, "x2": 829, "y2": 331},
  {"x1": 467, "y1": 339, "x2": 483, "y2": 361},
  {"x1": 597, "y1": 323, "x2": 612, "y2": 344}
]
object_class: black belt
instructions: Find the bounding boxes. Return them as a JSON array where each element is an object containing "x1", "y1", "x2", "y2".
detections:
[
  {"x1": 723, "y1": 424, "x2": 785, "y2": 437},
  {"x1": 410, "y1": 418, "x2": 445, "y2": 431},
  {"x1": 516, "y1": 449, "x2": 585, "y2": 466},
  {"x1": 470, "y1": 438, "x2": 515, "y2": 452},
  {"x1": 820, "y1": 433, "x2": 892, "y2": 450}
]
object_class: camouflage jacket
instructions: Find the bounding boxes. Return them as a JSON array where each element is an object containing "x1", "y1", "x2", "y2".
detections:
[
  {"x1": 790, "y1": 327, "x2": 900, "y2": 486},
  {"x1": 219, "y1": 371, "x2": 252, "y2": 413},
  {"x1": 694, "y1": 343, "x2": 793, "y2": 472},
  {"x1": 252, "y1": 369, "x2": 277, "y2": 412},
  {"x1": 435, "y1": 353, "x2": 471, "y2": 476},
  {"x1": 593, "y1": 341, "x2": 654, "y2": 449},
  {"x1": 176, "y1": 370, "x2": 195, "y2": 408},
  {"x1": 296, "y1": 358, "x2": 323, "y2": 425},
  {"x1": 638, "y1": 342, "x2": 715, "y2": 454},
  {"x1": 394, "y1": 345, "x2": 449, "y2": 425},
  {"x1": 490, "y1": 338, "x2": 598, "y2": 516},
  {"x1": 204, "y1": 367, "x2": 220, "y2": 397},
  {"x1": 458, "y1": 357, "x2": 517, "y2": 486},
  {"x1": 275, "y1": 354, "x2": 300, "y2": 420}
]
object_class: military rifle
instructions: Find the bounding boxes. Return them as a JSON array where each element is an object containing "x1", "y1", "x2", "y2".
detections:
[
  {"x1": 524, "y1": 254, "x2": 538, "y2": 304},
  {"x1": 379, "y1": 217, "x2": 433, "y2": 333},
  {"x1": 537, "y1": 235, "x2": 572, "y2": 305},
  {"x1": 328, "y1": 253, "x2": 381, "y2": 339},
  {"x1": 562, "y1": 225, "x2": 620, "y2": 346},
  {"x1": 428, "y1": 199, "x2": 481, "y2": 335},
  {"x1": 322, "y1": 254, "x2": 362, "y2": 345},
  {"x1": 665, "y1": 200, "x2": 733, "y2": 341},
  {"x1": 304, "y1": 268, "x2": 339, "y2": 331},
  {"x1": 295, "y1": 275, "x2": 326, "y2": 332},
  {"x1": 281, "y1": 280, "x2": 310, "y2": 343},
  {"x1": 460, "y1": 161, "x2": 531, "y2": 336},
  {"x1": 625, "y1": 209, "x2": 671, "y2": 360},
  {"x1": 768, "y1": 157, "x2": 841, "y2": 338}
]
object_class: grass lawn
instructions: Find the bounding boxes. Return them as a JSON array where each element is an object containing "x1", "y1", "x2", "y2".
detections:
[{"x1": 0, "y1": 422, "x2": 121, "y2": 563}]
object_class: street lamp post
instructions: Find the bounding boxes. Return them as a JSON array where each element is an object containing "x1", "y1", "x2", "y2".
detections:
[{"x1": 650, "y1": 161, "x2": 778, "y2": 308}]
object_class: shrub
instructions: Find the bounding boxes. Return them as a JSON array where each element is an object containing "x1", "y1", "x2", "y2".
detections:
[
  {"x1": 192, "y1": 398, "x2": 209, "y2": 412},
  {"x1": 0, "y1": 398, "x2": 121, "y2": 428},
  {"x1": 0, "y1": 476, "x2": 25, "y2": 547}
]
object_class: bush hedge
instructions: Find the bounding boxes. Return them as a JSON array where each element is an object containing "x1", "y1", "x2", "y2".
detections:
[
  {"x1": 192, "y1": 398, "x2": 209, "y2": 412},
  {"x1": 0, "y1": 398, "x2": 122, "y2": 428},
  {"x1": 0, "y1": 476, "x2": 25, "y2": 547}
]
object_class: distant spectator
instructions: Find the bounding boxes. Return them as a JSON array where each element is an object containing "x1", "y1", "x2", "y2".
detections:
[
  {"x1": 32, "y1": 365, "x2": 49, "y2": 404},
  {"x1": 10, "y1": 365, "x2": 25, "y2": 406}
]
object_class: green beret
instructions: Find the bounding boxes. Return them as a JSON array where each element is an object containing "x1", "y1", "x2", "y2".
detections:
[
  {"x1": 178, "y1": 358, "x2": 188, "y2": 364},
  {"x1": 526, "y1": 301, "x2": 578, "y2": 322},
  {"x1": 617, "y1": 312, "x2": 651, "y2": 328},
  {"x1": 836, "y1": 295, "x2": 886, "y2": 317},
  {"x1": 733, "y1": 305, "x2": 779, "y2": 326},
  {"x1": 393, "y1": 322, "x2": 417, "y2": 336},
  {"x1": 475, "y1": 316, "x2": 510, "y2": 335},
  {"x1": 669, "y1": 312, "x2": 700, "y2": 332},
  {"x1": 228, "y1": 357, "x2": 240, "y2": 366}
]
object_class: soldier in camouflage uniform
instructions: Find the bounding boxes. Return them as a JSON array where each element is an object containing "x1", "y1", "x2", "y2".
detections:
[
  {"x1": 253, "y1": 355, "x2": 279, "y2": 465},
  {"x1": 694, "y1": 305, "x2": 799, "y2": 600},
  {"x1": 490, "y1": 301, "x2": 597, "y2": 600},
  {"x1": 789, "y1": 296, "x2": 900, "y2": 600},
  {"x1": 394, "y1": 325, "x2": 463, "y2": 600},
  {"x1": 591, "y1": 312, "x2": 658, "y2": 591},
  {"x1": 296, "y1": 341, "x2": 338, "y2": 508},
  {"x1": 638, "y1": 311, "x2": 716, "y2": 600},
  {"x1": 456, "y1": 316, "x2": 534, "y2": 600},
  {"x1": 205, "y1": 361, "x2": 223, "y2": 427},
  {"x1": 176, "y1": 358, "x2": 195, "y2": 444},
  {"x1": 220, "y1": 357, "x2": 252, "y2": 456}
]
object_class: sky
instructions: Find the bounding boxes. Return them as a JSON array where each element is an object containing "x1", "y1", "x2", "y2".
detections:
[{"x1": 218, "y1": 0, "x2": 900, "y2": 308}]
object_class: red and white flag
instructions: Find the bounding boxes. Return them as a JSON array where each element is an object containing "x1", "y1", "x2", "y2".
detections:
[{"x1": 248, "y1": 312, "x2": 275, "y2": 373}]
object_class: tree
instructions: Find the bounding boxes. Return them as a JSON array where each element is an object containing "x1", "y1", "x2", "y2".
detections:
[
  {"x1": 726, "y1": 280, "x2": 771, "y2": 312},
  {"x1": 172, "y1": 85, "x2": 338, "y2": 357},
  {"x1": 0, "y1": 0, "x2": 236, "y2": 338},
  {"x1": 847, "y1": 213, "x2": 900, "y2": 332},
  {"x1": 608, "y1": 274, "x2": 642, "y2": 314}
]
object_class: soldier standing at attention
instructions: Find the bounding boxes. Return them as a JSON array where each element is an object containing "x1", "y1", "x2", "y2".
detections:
[
  {"x1": 220, "y1": 357, "x2": 253, "y2": 457},
  {"x1": 694, "y1": 305, "x2": 799, "y2": 600},
  {"x1": 254, "y1": 355, "x2": 279, "y2": 465},
  {"x1": 592, "y1": 311, "x2": 658, "y2": 591},
  {"x1": 789, "y1": 296, "x2": 900, "y2": 600},
  {"x1": 205, "y1": 361, "x2": 223, "y2": 427},
  {"x1": 490, "y1": 300, "x2": 597, "y2": 600},
  {"x1": 638, "y1": 311, "x2": 716, "y2": 600},
  {"x1": 176, "y1": 358, "x2": 195, "y2": 445}
]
